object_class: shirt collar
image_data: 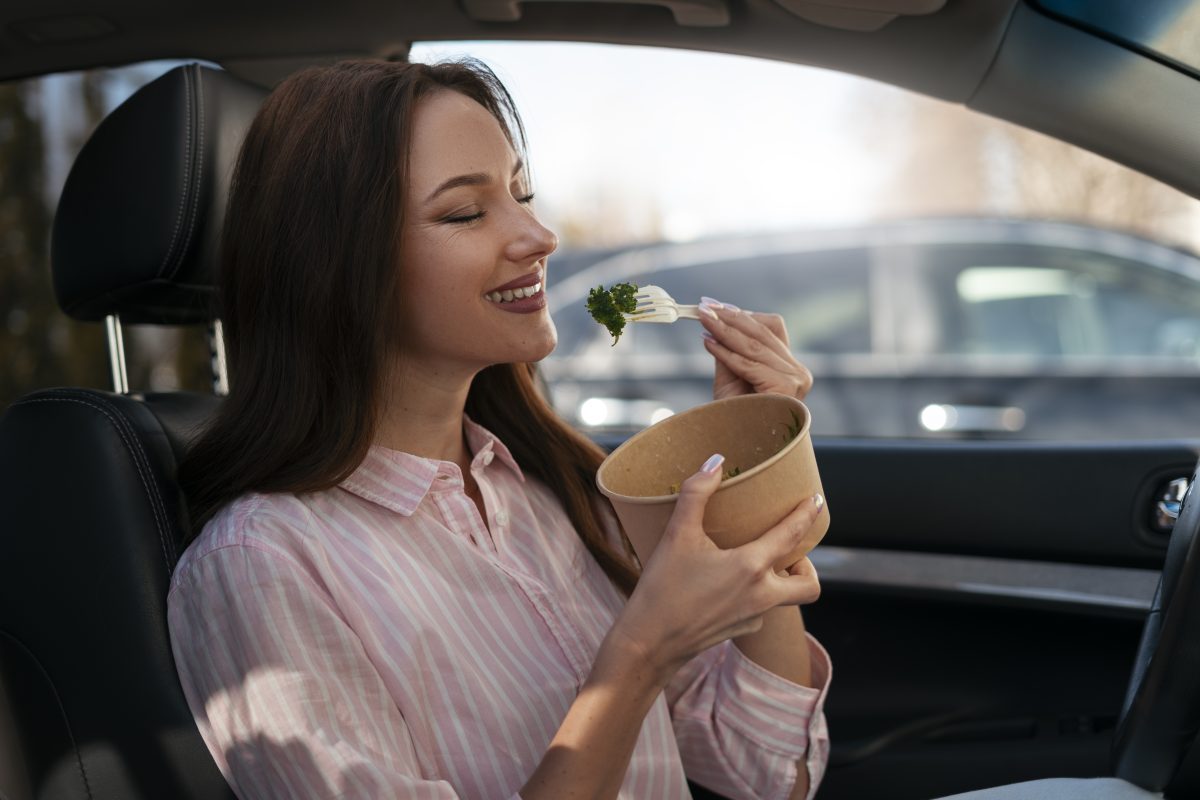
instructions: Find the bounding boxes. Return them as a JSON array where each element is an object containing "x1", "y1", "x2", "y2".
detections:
[{"x1": 338, "y1": 413, "x2": 525, "y2": 516}]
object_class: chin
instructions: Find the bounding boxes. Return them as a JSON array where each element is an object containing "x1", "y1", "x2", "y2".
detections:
[
  {"x1": 518, "y1": 341, "x2": 556, "y2": 365},
  {"x1": 525, "y1": 323, "x2": 558, "y2": 361}
]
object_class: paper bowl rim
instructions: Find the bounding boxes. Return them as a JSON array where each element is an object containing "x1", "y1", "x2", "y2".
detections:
[{"x1": 595, "y1": 394, "x2": 812, "y2": 505}]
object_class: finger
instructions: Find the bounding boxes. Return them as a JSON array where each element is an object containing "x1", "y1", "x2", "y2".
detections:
[
  {"x1": 703, "y1": 336, "x2": 810, "y2": 399},
  {"x1": 701, "y1": 305, "x2": 794, "y2": 366},
  {"x1": 745, "y1": 313, "x2": 813, "y2": 396},
  {"x1": 752, "y1": 312, "x2": 792, "y2": 349},
  {"x1": 774, "y1": 557, "x2": 822, "y2": 606},
  {"x1": 666, "y1": 453, "x2": 726, "y2": 536},
  {"x1": 739, "y1": 493, "x2": 826, "y2": 573},
  {"x1": 706, "y1": 308, "x2": 813, "y2": 396}
]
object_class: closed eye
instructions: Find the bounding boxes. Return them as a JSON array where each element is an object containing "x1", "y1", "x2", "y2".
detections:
[{"x1": 445, "y1": 193, "x2": 536, "y2": 225}]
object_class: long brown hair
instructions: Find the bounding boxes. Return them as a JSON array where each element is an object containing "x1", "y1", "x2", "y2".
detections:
[{"x1": 179, "y1": 58, "x2": 641, "y2": 597}]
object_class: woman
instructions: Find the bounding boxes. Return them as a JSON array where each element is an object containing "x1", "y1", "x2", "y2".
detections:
[{"x1": 169, "y1": 57, "x2": 831, "y2": 800}]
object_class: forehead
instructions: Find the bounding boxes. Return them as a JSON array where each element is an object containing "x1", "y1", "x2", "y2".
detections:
[{"x1": 407, "y1": 90, "x2": 519, "y2": 191}]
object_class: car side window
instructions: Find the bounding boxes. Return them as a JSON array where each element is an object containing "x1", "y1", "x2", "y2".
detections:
[{"x1": 905, "y1": 243, "x2": 1200, "y2": 361}]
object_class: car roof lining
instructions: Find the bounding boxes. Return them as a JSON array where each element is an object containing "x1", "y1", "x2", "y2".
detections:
[
  {"x1": 1, "y1": 0, "x2": 1196, "y2": 199},
  {"x1": 0, "y1": 0, "x2": 1018, "y2": 100}
]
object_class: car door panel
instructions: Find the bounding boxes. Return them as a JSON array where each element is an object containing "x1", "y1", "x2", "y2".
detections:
[
  {"x1": 617, "y1": 436, "x2": 1190, "y2": 799},
  {"x1": 814, "y1": 438, "x2": 1195, "y2": 568},
  {"x1": 803, "y1": 586, "x2": 1144, "y2": 799}
]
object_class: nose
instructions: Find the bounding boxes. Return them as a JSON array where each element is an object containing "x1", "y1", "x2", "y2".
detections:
[{"x1": 505, "y1": 202, "x2": 558, "y2": 265}]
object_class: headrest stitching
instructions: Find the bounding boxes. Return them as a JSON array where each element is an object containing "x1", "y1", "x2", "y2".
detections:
[
  {"x1": 155, "y1": 66, "x2": 194, "y2": 281},
  {"x1": 12, "y1": 393, "x2": 176, "y2": 575},
  {"x1": 166, "y1": 64, "x2": 206, "y2": 284}
]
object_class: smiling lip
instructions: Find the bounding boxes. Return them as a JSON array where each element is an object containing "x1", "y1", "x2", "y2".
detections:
[
  {"x1": 487, "y1": 286, "x2": 546, "y2": 314},
  {"x1": 486, "y1": 270, "x2": 541, "y2": 294}
]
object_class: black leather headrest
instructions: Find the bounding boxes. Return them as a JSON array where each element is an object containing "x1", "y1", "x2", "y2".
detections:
[{"x1": 51, "y1": 64, "x2": 267, "y2": 324}]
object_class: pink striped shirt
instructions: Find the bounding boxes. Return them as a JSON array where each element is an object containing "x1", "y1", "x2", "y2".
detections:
[{"x1": 168, "y1": 413, "x2": 831, "y2": 799}]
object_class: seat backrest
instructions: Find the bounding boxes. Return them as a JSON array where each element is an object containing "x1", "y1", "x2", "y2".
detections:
[{"x1": 0, "y1": 63, "x2": 266, "y2": 800}]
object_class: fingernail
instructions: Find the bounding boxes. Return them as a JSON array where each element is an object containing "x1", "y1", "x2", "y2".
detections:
[
  {"x1": 701, "y1": 453, "x2": 725, "y2": 474},
  {"x1": 701, "y1": 331, "x2": 715, "y2": 341},
  {"x1": 813, "y1": 493, "x2": 825, "y2": 509},
  {"x1": 700, "y1": 296, "x2": 724, "y2": 309},
  {"x1": 724, "y1": 303, "x2": 741, "y2": 313},
  {"x1": 699, "y1": 305, "x2": 719, "y2": 320}
]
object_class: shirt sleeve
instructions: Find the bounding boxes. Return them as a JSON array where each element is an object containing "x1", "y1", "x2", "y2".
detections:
[
  {"x1": 167, "y1": 539, "x2": 524, "y2": 800},
  {"x1": 664, "y1": 632, "x2": 832, "y2": 800}
]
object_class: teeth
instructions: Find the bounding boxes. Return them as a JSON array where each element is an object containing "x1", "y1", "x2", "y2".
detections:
[{"x1": 486, "y1": 282, "x2": 541, "y2": 303}]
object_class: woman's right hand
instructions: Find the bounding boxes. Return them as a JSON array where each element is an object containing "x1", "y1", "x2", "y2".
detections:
[{"x1": 606, "y1": 453, "x2": 825, "y2": 685}]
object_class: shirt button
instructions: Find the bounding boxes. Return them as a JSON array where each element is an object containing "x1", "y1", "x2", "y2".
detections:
[
  {"x1": 495, "y1": 510, "x2": 509, "y2": 527},
  {"x1": 481, "y1": 451, "x2": 495, "y2": 466}
]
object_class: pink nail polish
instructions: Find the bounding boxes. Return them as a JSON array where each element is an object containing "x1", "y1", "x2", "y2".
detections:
[{"x1": 701, "y1": 453, "x2": 725, "y2": 474}]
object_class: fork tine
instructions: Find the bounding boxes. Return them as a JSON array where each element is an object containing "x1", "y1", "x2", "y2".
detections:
[{"x1": 635, "y1": 285, "x2": 670, "y2": 300}]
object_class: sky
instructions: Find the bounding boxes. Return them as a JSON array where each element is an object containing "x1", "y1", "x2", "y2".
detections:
[
  {"x1": 409, "y1": 41, "x2": 890, "y2": 242},
  {"x1": 32, "y1": 42, "x2": 1200, "y2": 252}
]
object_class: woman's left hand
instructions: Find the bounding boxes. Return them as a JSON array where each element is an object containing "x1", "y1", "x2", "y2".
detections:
[{"x1": 697, "y1": 297, "x2": 814, "y2": 402}]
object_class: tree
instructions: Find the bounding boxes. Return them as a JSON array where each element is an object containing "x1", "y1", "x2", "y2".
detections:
[
  {"x1": 0, "y1": 77, "x2": 108, "y2": 410},
  {"x1": 859, "y1": 86, "x2": 1200, "y2": 253}
]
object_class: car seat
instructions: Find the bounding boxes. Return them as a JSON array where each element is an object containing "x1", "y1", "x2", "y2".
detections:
[{"x1": 0, "y1": 63, "x2": 265, "y2": 800}]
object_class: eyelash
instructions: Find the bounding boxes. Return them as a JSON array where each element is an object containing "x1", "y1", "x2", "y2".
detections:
[{"x1": 445, "y1": 193, "x2": 536, "y2": 225}]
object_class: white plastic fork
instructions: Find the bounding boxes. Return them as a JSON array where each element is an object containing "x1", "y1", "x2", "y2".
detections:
[{"x1": 624, "y1": 285, "x2": 703, "y2": 323}]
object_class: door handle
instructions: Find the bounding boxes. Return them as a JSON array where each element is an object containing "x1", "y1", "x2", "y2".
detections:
[
  {"x1": 1152, "y1": 477, "x2": 1190, "y2": 533},
  {"x1": 919, "y1": 404, "x2": 1026, "y2": 434}
]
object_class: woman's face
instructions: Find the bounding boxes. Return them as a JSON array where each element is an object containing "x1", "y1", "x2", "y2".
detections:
[{"x1": 397, "y1": 89, "x2": 559, "y2": 381}]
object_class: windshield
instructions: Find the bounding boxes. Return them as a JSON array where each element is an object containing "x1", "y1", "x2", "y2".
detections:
[{"x1": 1032, "y1": 0, "x2": 1200, "y2": 77}]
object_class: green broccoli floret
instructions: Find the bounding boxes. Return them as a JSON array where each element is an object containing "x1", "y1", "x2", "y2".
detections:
[{"x1": 586, "y1": 282, "x2": 639, "y2": 345}]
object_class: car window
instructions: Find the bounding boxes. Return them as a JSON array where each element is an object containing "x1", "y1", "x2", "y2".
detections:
[
  {"x1": 904, "y1": 243, "x2": 1200, "y2": 360},
  {"x1": 1032, "y1": 0, "x2": 1200, "y2": 77},
  {"x1": 406, "y1": 41, "x2": 1200, "y2": 441},
  {"x1": 6, "y1": 44, "x2": 1200, "y2": 443}
]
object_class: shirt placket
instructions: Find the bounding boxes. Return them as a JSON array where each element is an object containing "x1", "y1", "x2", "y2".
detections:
[
  {"x1": 430, "y1": 468, "x2": 498, "y2": 556},
  {"x1": 442, "y1": 458, "x2": 596, "y2": 686}
]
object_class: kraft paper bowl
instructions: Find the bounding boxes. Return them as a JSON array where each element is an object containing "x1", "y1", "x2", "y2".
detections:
[{"x1": 596, "y1": 393, "x2": 829, "y2": 572}]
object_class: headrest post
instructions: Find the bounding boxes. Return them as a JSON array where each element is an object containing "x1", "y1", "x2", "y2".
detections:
[
  {"x1": 209, "y1": 319, "x2": 229, "y2": 396},
  {"x1": 104, "y1": 314, "x2": 130, "y2": 394}
]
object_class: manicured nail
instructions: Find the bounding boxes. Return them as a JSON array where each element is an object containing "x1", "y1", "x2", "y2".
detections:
[
  {"x1": 813, "y1": 493, "x2": 825, "y2": 509},
  {"x1": 701, "y1": 330, "x2": 715, "y2": 341},
  {"x1": 701, "y1": 453, "x2": 725, "y2": 474},
  {"x1": 724, "y1": 303, "x2": 741, "y2": 313},
  {"x1": 700, "y1": 296, "x2": 724, "y2": 308},
  {"x1": 699, "y1": 305, "x2": 718, "y2": 320}
]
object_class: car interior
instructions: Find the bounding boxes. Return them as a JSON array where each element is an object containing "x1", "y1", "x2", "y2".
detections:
[{"x1": 1, "y1": 1, "x2": 1199, "y2": 799}]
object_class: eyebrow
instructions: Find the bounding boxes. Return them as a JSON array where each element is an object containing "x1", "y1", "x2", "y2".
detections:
[{"x1": 424, "y1": 159, "x2": 525, "y2": 205}]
